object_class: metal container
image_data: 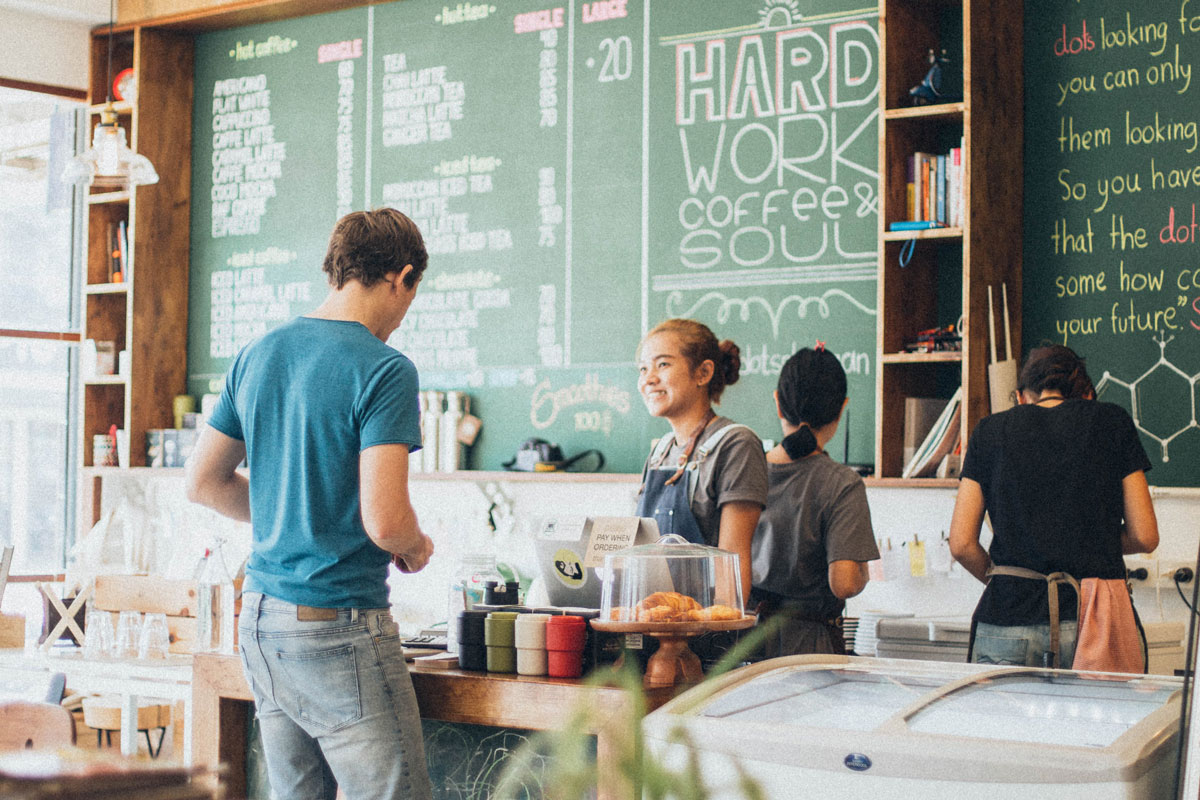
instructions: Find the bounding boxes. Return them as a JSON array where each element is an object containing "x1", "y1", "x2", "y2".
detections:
[
  {"x1": 438, "y1": 391, "x2": 467, "y2": 472},
  {"x1": 420, "y1": 390, "x2": 443, "y2": 473}
]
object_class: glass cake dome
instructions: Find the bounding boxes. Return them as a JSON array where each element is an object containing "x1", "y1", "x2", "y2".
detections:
[{"x1": 600, "y1": 534, "x2": 745, "y2": 624}]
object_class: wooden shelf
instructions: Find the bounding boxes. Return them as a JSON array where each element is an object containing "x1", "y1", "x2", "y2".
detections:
[
  {"x1": 77, "y1": 466, "x2": 956, "y2": 491},
  {"x1": 88, "y1": 100, "x2": 133, "y2": 115},
  {"x1": 875, "y1": 1, "x2": 1023, "y2": 481},
  {"x1": 863, "y1": 477, "x2": 958, "y2": 489},
  {"x1": 883, "y1": 103, "x2": 965, "y2": 120},
  {"x1": 881, "y1": 227, "x2": 963, "y2": 241},
  {"x1": 411, "y1": 470, "x2": 640, "y2": 483},
  {"x1": 80, "y1": 466, "x2": 640, "y2": 483},
  {"x1": 84, "y1": 282, "x2": 129, "y2": 295},
  {"x1": 880, "y1": 351, "x2": 964, "y2": 364},
  {"x1": 76, "y1": 24, "x2": 193, "y2": 519},
  {"x1": 87, "y1": 191, "x2": 131, "y2": 205}
]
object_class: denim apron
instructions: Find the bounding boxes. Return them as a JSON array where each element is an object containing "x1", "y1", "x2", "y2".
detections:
[
  {"x1": 636, "y1": 465, "x2": 705, "y2": 544},
  {"x1": 635, "y1": 421, "x2": 750, "y2": 546}
]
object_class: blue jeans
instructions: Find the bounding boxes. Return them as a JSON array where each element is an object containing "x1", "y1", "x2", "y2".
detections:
[
  {"x1": 238, "y1": 593, "x2": 432, "y2": 800},
  {"x1": 972, "y1": 621, "x2": 1078, "y2": 668}
]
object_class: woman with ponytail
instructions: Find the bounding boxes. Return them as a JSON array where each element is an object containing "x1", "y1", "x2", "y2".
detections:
[
  {"x1": 636, "y1": 319, "x2": 768, "y2": 599},
  {"x1": 950, "y1": 344, "x2": 1159, "y2": 671},
  {"x1": 748, "y1": 344, "x2": 879, "y2": 657}
]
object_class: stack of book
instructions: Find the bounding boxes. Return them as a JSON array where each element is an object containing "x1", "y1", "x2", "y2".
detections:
[
  {"x1": 891, "y1": 140, "x2": 964, "y2": 231},
  {"x1": 901, "y1": 386, "x2": 962, "y2": 479}
]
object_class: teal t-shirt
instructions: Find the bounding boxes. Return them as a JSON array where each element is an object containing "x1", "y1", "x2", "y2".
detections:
[{"x1": 208, "y1": 316, "x2": 422, "y2": 608}]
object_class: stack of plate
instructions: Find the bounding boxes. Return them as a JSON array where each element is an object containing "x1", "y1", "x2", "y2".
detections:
[
  {"x1": 873, "y1": 617, "x2": 971, "y2": 663},
  {"x1": 852, "y1": 610, "x2": 914, "y2": 656},
  {"x1": 839, "y1": 617, "x2": 858, "y2": 654}
]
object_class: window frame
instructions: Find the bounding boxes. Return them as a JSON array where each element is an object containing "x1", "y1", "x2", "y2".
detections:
[{"x1": 0, "y1": 77, "x2": 87, "y2": 581}]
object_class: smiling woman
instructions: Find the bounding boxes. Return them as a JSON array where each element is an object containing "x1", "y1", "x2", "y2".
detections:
[
  {"x1": 0, "y1": 82, "x2": 85, "y2": 624},
  {"x1": 634, "y1": 318, "x2": 768, "y2": 603}
]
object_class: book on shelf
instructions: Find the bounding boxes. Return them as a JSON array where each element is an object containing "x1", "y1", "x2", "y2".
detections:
[
  {"x1": 106, "y1": 222, "x2": 125, "y2": 283},
  {"x1": 117, "y1": 220, "x2": 129, "y2": 282},
  {"x1": 903, "y1": 396, "x2": 950, "y2": 467},
  {"x1": 936, "y1": 153, "x2": 946, "y2": 224},
  {"x1": 902, "y1": 386, "x2": 962, "y2": 479},
  {"x1": 905, "y1": 156, "x2": 916, "y2": 220},
  {"x1": 903, "y1": 145, "x2": 964, "y2": 228},
  {"x1": 889, "y1": 220, "x2": 947, "y2": 231},
  {"x1": 923, "y1": 154, "x2": 933, "y2": 221}
]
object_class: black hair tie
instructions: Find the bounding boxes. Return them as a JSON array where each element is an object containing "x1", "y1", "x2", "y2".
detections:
[{"x1": 782, "y1": 426, "x2": 818, "y2": 460}]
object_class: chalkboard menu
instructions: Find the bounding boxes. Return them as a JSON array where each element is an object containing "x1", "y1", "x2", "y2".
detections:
[
  {"x1": 188, "y1": 0, "x2": 881, "y2": 472},
  {"x1": 1024, "y1": 1, "x2": 1200, "y2": 486}
]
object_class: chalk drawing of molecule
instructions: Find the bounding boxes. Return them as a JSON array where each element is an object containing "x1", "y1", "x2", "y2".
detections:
[{"x1": 1095, "y1": 333, "x2": 1199, "y2": 463}]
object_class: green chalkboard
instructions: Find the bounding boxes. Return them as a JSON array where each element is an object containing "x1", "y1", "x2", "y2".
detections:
[
  {"x1": 188, "y1": 0, "x2": 881, "y2": 473},
  {"x1": 1023, "y1": 0, "x2": 1200, "y2": 487}
]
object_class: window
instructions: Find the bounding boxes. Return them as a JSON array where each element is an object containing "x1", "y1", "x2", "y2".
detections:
[{"x1": 0, "y1": 82, "x2": 85, "y2": 598}]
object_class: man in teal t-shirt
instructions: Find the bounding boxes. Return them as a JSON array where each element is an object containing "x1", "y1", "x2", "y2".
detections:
[{"x1": 187, "y1": 208, "x2": 435, "y2": 800}]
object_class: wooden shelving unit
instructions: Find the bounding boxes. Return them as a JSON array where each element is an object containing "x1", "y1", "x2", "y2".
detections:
[
  {"x1": 874, "y1": 0, "x2": 1024, "y2": 480},
  {"x1": 77, "y1": 26, "x2": 195, "y2": 534}
]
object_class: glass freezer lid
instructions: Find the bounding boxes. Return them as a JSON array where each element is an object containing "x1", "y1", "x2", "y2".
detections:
[
  {"x1": 697, "y1": 667, "x2": 941, "y2": 732},
  {"x1": 906, "y1": 672, "x2": 1180, "y2": 748}
]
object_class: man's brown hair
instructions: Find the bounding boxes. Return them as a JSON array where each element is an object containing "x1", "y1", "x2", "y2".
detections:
[{"x1": 322, "y1": 208, "x2": 428, "y2": 289}]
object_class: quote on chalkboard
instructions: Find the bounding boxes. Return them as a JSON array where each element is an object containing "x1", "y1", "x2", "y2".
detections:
[
  {"x1": 188, "y1": 0, "x2": 880, "y2": 473},
  {"x1": 1024, "y1": 0, "x2": 1200, "y2": 486}
]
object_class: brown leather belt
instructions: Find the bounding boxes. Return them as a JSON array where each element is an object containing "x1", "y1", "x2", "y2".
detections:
[{"x1": 296, "y1": 605, "x2": 338, "y2": 621}]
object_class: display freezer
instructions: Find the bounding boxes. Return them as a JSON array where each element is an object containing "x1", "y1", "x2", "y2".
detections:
[{"x1": 642, "y1": 655, "x2": 1182, "y2": 799}]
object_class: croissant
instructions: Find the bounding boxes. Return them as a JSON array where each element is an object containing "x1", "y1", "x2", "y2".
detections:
[
  {"x1": 701, "y1": 604, "x2": 741, "y2": 621},
  {"x1": 640, "y1": 605, "x2": 680, "y2": 623},
  {"x1": 624, "y1": 592, "x2": 743, "y2": 623},
  {"x1": 637, "y1": 591, "x2": 700, "y2": 613}
]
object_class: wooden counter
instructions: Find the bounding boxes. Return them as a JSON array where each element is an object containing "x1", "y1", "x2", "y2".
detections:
[{"x1": 192, "y1": 653, "x2": 674, "y2": 799}]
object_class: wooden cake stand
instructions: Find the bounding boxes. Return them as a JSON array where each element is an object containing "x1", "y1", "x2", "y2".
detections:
[{"x1": 590, "y1": 616, "x2": 756, "y2": 688}]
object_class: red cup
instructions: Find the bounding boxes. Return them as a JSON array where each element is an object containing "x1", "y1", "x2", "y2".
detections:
[
  {"x1": 545, "y1": 615, "x2": 587, "y2": 651},
  {"x1": 547, "y1": 648, "x2": 583, "y2": 678}
]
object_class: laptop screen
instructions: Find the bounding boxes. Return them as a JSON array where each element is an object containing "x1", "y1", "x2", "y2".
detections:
[{"x1": 533, "y1": 516, "x2": 660, "y2": 609}]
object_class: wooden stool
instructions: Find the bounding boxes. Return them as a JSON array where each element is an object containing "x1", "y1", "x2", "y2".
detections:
[{"x1": 80, "y1": 696, "x2": 171, "y2": 758}]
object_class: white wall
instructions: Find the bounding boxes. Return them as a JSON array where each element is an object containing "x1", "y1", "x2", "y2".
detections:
[
  {"x1": 84, "y1": 473, "x2": 1200, "y2": 636},
  {"x1": 0, "y1": 7, "x2": 90, "y2": 90}
]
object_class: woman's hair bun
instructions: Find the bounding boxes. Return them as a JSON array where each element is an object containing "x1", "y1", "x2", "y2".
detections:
[{"x1": 717, "y1": 339, "x2": 741, "y2": 387}]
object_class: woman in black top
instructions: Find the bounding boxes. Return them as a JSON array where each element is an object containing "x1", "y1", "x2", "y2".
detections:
[{"x1": 949, "y1": 345, "x2": 1159, "y2": 668}]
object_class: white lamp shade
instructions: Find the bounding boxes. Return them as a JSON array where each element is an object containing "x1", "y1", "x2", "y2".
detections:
[{"x1": 62, "y1": 112, "x2": 158, "y2": 189}]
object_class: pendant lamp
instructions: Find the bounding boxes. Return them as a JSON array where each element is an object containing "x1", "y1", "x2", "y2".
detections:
[{"x1": 62, "y1": 0, "x2": 158, "y2": 189}]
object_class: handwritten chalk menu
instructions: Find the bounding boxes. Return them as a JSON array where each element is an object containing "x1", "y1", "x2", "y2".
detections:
[
  {"x1": 1024, "y1": 2, "x2": 1200, "y2": 486},
  {"x1": 189, "y1": 0, "x2": 880, "y2": 472}
]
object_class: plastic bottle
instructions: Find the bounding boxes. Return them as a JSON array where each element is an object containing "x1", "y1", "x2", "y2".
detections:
[
  {"x1": 446, "y1": 553, "x2": 503, "y2": 655},
  {"x1": 196, "y1": 540, "x2": 237, "y2": 654},
  {"x1": 439, "y1": 391, "x2": 466, "y2": 473}
]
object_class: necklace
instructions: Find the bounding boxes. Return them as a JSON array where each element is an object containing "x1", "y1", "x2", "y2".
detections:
[
  {"x1": 662, "y1": 409, "x2": 715, "y2": 486},
  {"x1": 1033, "y1": 396, "x2": 1064, "y2": 406}
]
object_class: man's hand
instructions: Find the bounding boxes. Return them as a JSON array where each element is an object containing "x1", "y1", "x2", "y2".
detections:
[{"x1": 392, "y1": 531, "x2": 434, "y2": 573}]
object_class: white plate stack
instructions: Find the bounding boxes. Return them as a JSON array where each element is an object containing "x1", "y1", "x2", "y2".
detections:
[
  {"x1": 874, "y1": 617, "x2": 971, "y2": 663},
  {"x1": 852, "y1": 610, "x2": 914, "y2": 656}
]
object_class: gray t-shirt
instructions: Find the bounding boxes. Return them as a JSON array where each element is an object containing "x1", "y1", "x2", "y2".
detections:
[
  {"x1": 638, "y1": 416, "x2": 769, "y2": 547},
  {"x1": 751, "y1": 452, "x2": 879, "y2": 618}
]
